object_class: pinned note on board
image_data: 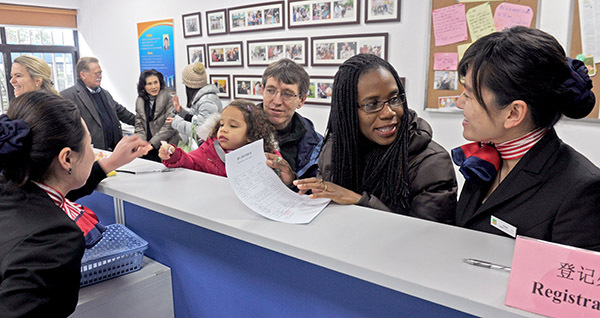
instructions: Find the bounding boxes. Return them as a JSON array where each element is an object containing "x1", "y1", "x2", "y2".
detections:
[
  {"x1": 432, "y1": 4, "x2": 468, "y2": 47},
  {"x1": 493, "y1": 3, "x2": 534, "y2": 31},
  {"x1": 466, "y1": 2, "x2": 496, "y2": 42},
  {"x1": 433, "y1": 52, "x2": 459, "y2": 71}
]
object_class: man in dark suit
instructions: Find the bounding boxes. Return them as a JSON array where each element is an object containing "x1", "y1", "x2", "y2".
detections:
[{"x1": 61, "y1": 57, "x2": 135, "y2": 150}]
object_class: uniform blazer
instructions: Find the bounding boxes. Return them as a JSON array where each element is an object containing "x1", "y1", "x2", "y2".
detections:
[
  {"x1": 456, "y1": 129, "x2": 600, "y2": 251},
  {"x1": 134, "y1": 89, "x2": 180, "y2": 149},
  {"x1": 0, "y1": 182, "x2": 85, "y2": 317},
  {"x1": 61, "y1": 81, "x2": 135, "y2": 150}
]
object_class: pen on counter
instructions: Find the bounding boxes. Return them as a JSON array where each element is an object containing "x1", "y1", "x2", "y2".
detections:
[
  {"x1": 463, "y1": 258, "x2": 511, "y2": 272},
  {"x1": 116, "y1": 168, "x2": 173, "y2": 174}
]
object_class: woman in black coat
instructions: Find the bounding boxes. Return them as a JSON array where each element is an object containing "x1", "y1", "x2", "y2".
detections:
[
  {"x1": 0, "y1": 92, "x2": 147, "y2": 317},
  {"x1": 452, "y1": 26, "x2": 600, "y2": 251}
]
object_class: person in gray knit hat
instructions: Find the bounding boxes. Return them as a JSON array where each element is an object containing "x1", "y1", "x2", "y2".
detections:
[{"x1": 169, "y1": 62, "x2": 223, "y2": 146}]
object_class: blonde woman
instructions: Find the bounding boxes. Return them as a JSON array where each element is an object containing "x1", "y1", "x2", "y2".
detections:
[
  {"x1": 10, "y1": 55, "x2": 58, "y2": 96},
  {"x1": 8, "y1": 54, "x2": 151, "y2": 199}
]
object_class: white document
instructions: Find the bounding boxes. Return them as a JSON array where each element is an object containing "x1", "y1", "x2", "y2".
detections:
[
  {"x1": 115, "y1": 158, "x2": 172, "y2": 174},
  {"x1": 225, "y1": 140, "x2": 330, "y2": 224}
]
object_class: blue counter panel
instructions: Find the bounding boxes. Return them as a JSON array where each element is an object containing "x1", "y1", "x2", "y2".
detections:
[
  {"x1": 75, "y1": 191, "x2": 116, "y2": 225},
  {"x1": 119, "y1": 199, "x2": 473, "y2": 318}
]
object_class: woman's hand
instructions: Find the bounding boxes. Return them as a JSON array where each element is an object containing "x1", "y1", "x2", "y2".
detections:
[
  {"x1": 172, "y1": 94, "x2": 182, "y2": 113},
  {"x1": 98, "y1": 135, "x2": 151, "y2": 172},
  {"x1": 165, "y1": 117, "x2": 174, "y2": 125},
  {"x1": 158, "y1": 142, "x2": 175, "y2": 161},
  {"x1": 265, "y1": 153, "x2": 295, "y2": 186},
  {"x1": 294, "y1": 178, "x2": 362, "y2": 205}
]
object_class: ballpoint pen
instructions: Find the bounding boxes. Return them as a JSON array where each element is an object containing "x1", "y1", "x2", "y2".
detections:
[{"x1": 463, "y1": 258, "x2": 511, "y2": 272}]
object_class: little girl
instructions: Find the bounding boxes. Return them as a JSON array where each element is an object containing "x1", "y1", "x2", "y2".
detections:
[{"x1": 159, "y1": 99, "x2": 279, "y2": 177}]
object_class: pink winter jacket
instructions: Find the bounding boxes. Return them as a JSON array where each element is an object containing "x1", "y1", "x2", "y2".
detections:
[
  {"x1": 163, "y1": 137, "x2": 282, "y2": 177},
  {"x1": 163, "y1": 137, "x2": 227, "y2": 177}
]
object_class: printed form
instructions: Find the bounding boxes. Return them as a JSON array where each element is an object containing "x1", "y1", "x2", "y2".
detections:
[{"x1": 225, "y1": 140, "x2": 330, "y2": 224}]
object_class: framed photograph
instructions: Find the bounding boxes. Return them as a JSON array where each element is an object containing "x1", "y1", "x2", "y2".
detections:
[
  {"x1": 247, "y1": 38, "x2": 308, "y2": 66},
  {"x1": 228, "y1": 1, "x2": 285, "y2": 34},
  {"x1": 305, "y1": 76, "x2": 334, "y2": 105},
  {"x1": 182, "y1": 12, "x2": 202, "y2": 38},
  {"x1": 311, "y1": 33, "x2": 388, "y2": 66},
  {"x1": 206, "y1": 9, "x2": 228, "y2": 35},
  {"x1": 232, "y1": 75, "x2": 264, "y2": 101},
  {"x1": 210, "y1": 74, "x2": 231, "y2": 99},
  {"x1": 288, "y1": 0, "x2": 360, "y2": 28},
  {"x1": 365, "y1": 0, "x2": 401, "y2": 23},
  {"x1": 207, "y1": 41, "x2": 244, "y2": 67},
  {"x1": 187, "y1": 44, "x2": 206, "y2": 65}
]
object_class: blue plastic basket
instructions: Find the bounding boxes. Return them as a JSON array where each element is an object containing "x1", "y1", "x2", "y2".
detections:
[{"x1": 80, "y1": 224, "x2": 148, "y2": 287}]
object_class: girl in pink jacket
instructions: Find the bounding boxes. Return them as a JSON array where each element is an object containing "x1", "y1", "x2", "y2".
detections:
[{"x1": 158, "y1": 99, "x2": 279, "y2": 177}]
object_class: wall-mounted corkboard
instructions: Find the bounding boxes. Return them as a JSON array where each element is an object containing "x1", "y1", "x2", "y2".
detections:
[{"x1": 426, "y1": 0, "x2": 539, "y2": 111}]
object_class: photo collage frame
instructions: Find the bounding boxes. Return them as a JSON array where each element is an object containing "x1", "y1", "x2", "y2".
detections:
[
  {"x1": 180, "y1": 2, "x2": 400, "y2": 105},
  {"x1": 247, "y1": 38, "x2": 308, "y2": 66}
]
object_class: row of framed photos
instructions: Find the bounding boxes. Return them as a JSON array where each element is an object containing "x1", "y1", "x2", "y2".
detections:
[
  {"x1": 210, "y1": 74, "x2": 334, "y2": 105},
  {"x1": 187, "y1": 33, "x2": 387, "y2": 67},
  {"x1": 183, "y1": 0, "x2": 401, "y2": 37}
]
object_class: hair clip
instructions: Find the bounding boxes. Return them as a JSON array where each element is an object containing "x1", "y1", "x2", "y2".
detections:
[{"x1": 247, "y1": 105, "x2": 252, "y2": 112}]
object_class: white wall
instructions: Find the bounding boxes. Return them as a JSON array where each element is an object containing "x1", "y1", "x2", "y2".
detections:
[{"x1": 11, "y1": 0, "x2": 600, "y2": 177}]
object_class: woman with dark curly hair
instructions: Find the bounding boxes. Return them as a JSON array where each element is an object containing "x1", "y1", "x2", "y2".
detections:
[
  {"x1": 159, "y1": 99, "x2": 280, "y2": 177},
  {"x1": 289, "y1": 54, "x2": 457, "y2": 223},
  {"x1": 452, "y1": 26, "x2": 600, "y2": 250},
  {"x1": 135, "y1": 69, "x2": 180, "y2": 162}
]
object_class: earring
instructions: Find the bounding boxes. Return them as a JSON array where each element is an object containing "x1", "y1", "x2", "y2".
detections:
[{"x1": 68, "y1": 167, "x2": 72, "y2": 175}]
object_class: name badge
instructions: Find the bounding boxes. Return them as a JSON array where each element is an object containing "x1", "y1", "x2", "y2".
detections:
[{"x1": 491, "y1": 215, "x2": 517, "y2": 238}]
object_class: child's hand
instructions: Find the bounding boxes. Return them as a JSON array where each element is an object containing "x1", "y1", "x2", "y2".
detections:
[
  {"x1": 265, "y1": 153, "x2": 294, "y2": 186},
  {"x1": 159, "y1": 141, "x2": 175, "y2": 161},
  {"x1": 165, "y1": 117, "x2": 174, "y2": 125}
]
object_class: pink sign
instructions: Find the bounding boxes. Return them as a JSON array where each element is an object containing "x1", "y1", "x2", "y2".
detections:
[
  {"x1": 432, "y1": 4, "x2": 468, "y2": 47},
  {"x1": 506, "y1": 236, "x2": 600, "y2": 317},
  {"x1": 494, "y1": 3, "x2": 534, "y2": 31},
  {"x1": 433, "y1": 52, "x2": 458, "y2": 71}
]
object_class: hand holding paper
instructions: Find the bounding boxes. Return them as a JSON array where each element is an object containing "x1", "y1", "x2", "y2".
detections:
[
  {"x1": 226, "y1": 140, "x2": 330, "y2": 224},
  {"x1": 265, "y1": 152, "x2": 295, "y2": 186}
]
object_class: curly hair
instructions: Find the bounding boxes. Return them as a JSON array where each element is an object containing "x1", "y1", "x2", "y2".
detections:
[{"x1": 209, "y1": 99, "x2": 278, "y2": 153}]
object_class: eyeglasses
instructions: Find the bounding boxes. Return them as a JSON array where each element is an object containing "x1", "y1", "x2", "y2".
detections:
[
  {"x1": 86, "y1": 71, "x2": 102, "y2": 77},
  {"x1": 358, "y1": 94, "x2": 404, "y2": 113},
  {"x1": 263, "y1": 87, "x2": 302, "y2": 102}
]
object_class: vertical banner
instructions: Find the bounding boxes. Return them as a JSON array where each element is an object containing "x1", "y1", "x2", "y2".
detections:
[{"x1": 137, "y1": 19, "x2": 176, "y2": 90}]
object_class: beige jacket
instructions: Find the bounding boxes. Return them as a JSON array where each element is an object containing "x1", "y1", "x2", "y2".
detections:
[{"x1": 135, "y1": 89, "x2": 180, "y2": 148}]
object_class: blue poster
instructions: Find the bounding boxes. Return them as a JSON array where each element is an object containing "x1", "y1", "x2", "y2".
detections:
[{"x1": 137, "y1": 19, "x2": 176, "y2": 90}]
